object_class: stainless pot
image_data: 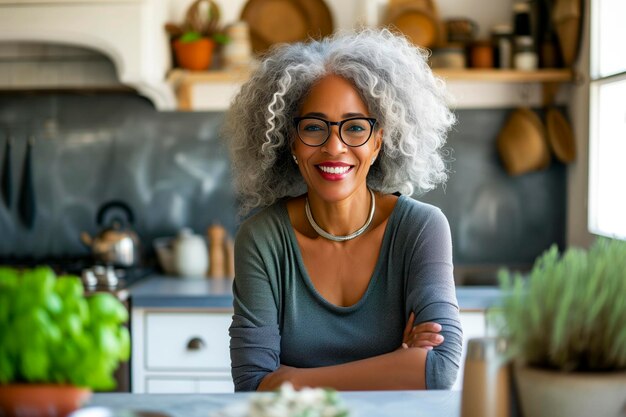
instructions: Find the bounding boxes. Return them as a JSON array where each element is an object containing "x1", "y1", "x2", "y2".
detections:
[{"x1": 81, "y1": 200, "x2": 140, "y2": 267}]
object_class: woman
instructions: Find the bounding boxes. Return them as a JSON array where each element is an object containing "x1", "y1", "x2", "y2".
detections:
[{"x1": 225, "y1": 29, "x2": 462, "y2": 392}]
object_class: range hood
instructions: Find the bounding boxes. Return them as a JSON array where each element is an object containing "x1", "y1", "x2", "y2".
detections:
[{"x1": 0, "y1": 0, "x2": 176, "y2": 110}]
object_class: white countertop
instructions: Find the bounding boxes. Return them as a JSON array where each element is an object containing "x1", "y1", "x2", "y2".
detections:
[{"x1": 88, "y1": 390, "x2": 461, "y2": 417}]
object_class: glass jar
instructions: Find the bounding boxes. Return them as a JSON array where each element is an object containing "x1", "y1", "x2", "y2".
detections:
[
  {"x1": 470, "y1": 40, "x2": 495, "y2": 68},
  {"x1": 514, "y1": 35, "x2": 538, "y2": 71},
  {"x1": 513, "y1": 1, "x2": 532, "y2": 36},
  {"x1": 491, "y1": 24, "x2": 513, "y2": 69},
  {"x1": 430, "y1": 44, "x2": 466, "y2": 69}
]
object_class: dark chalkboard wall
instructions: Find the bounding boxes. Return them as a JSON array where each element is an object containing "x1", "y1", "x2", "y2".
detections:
[
  {"x1": 420, "y1": 109, "x2": 566, "y2": 270},
  {"x1": 0, "y1": 94, "x2": 236, "y2": 258},
  {"x1": 0, "y1": 94, "x2": 565, "y2": 279}
]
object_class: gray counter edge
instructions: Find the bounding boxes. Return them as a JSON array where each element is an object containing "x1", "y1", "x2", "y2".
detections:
[{"x1": 129, "y1": 276, "x2": 502, "y2": 311}]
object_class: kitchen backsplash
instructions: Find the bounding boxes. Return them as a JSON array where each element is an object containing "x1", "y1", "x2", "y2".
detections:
[
  {"x1": 0, "y1": 94, "x2": 236, "y2": 258},
  {"x1": 0, "y1": 93, "x2": 565, "y2": 272}
]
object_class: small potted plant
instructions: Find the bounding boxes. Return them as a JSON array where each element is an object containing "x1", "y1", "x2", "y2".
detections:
[
  {"x1": 0, "y1": 267, "x2": 130, "y2": 417},
  {"x1": 166, "y1": 0, "x2": 229, "y2": 71},
  {"x1": 497, "y1": 238, "x2": 626, "y2": 417}
]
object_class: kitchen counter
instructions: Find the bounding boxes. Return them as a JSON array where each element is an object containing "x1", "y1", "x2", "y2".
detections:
[
  {"x1": 129, "y1": 278, "x2": 501, "y2": 393},
  {"x1": 129, "y1": 275, "x2": 234, "y2": 308},
  {"x1": 129, "y1": 276, "x2": 503, "y2": 310},
  {"x1": 87, "y1": 390, "x2": 461, "y2": 417}
]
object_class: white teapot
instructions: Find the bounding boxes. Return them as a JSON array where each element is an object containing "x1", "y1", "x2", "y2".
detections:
[{"x1": 172, "y1": 228, "x2": 208, "y2": 279}]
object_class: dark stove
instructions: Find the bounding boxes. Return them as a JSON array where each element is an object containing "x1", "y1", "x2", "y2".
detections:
[{"x1": 0, "y1": 255, "x2": 153, "y2": 294}]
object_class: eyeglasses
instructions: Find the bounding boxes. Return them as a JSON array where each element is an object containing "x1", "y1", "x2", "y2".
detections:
[{"x1": 293, "y1": 116, "x2": 377, "y2": 147}]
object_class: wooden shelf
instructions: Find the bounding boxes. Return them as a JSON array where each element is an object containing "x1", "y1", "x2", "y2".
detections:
[
  {"x1": 167, "y1": 68, "x2": 252, "y2": 110},
  {"x1": 167, "y1": 68, "x2": 251, "y2": 84},
  {"x1": 433, "y1": 69, "x2": 574, "y2": 83},
  {"x1": 166, "y1": 68, "x2": 575, "y2": 110},
  {"x1": 168, "y1": 68, "x2": 574, "y2": 85}
]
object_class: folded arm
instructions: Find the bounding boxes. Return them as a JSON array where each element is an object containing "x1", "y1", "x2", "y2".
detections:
[
  {"x1": 258, "y1": 344, "x2": 429, "y2": 391},
  {"x1": 257, "y1": 312, "x2": 447, "y2": 391}
]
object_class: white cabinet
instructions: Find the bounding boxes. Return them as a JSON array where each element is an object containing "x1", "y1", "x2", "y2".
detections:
[
  {"x1": 146, "y1": 377, "x2": 235, "y2": 394},
  {"x1": 131, "y1": 306, "x2": 494, "y2": 392},
  {"x1": 131, "y1": 308, "x2": 234, "y2": 393},
  {"x1": 451, "y1": 310, "x2": 488, "y2": 390},
  {"x1": 0, "y1": 0, "x2": 175, "y2": 109}
]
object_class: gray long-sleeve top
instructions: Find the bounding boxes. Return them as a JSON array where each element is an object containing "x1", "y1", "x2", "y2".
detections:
[{"x1": 229, "y1": 195, "x2": 462, "y2": 391}]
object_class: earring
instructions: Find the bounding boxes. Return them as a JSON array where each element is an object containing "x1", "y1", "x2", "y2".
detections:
[
  {"x1": 292, "y1": 154, "x2": 298, "y2": 165},
  {"x1": 371, "y1": 156, "x2": 376, "y2": 165}
]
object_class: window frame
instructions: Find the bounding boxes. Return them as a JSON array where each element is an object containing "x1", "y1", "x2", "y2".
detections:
[{"x1": 587, "y1": 0, "x2": 626, "y2": 240}]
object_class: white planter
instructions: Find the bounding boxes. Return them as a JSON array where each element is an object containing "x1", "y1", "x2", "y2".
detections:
[{"x1": 514, "y1": 366, "x2": 626, "y2": 417}]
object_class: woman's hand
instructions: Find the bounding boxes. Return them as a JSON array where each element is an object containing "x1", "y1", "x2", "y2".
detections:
[
  {"x1": 401, "y1": 312, "x2": 444, "y2": 350},
  {"x1": 257, "y1": 365, "x2": 299, "y2": 391}
]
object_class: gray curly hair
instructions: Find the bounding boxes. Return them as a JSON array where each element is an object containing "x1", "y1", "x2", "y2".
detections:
[{"x1": 224, "y1": 28, "x2": 455, "y2": 214}]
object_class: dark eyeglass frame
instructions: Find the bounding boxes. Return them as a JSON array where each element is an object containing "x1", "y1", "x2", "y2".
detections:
[{"x1": 292, "y1": 116, "x2": 378, "y2": 147}]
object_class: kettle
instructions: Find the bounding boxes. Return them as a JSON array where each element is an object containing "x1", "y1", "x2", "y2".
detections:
[{"x1": 81, "y1": 200, "x2": 141, "y2": 267}]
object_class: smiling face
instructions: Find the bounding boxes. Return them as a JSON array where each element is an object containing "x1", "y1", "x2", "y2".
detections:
[{"x1": 292, "y1": 74, "x2": 382, "y2": 203}]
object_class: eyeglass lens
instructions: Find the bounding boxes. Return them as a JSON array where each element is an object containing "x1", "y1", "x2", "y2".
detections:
[{"x1": 297, "y1": 118, "x2": 373, "y2": 147}]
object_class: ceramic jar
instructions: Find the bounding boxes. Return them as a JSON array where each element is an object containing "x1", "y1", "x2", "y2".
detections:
[
  {"x1": 430, "y1": 44, "x2": 466, "y2": 69},
  {"x1": 469, "y1": 40, "x2": 495, "y2": 68},
  {"x1": 173, "y1": 228, "x2": 208, "y2": 278},
  {"x1": 222, "y1": 21, "x2": 253, "y2": 69},
  {"x1": 514, "y1": 36, "x2": 538, "y2": 71}
]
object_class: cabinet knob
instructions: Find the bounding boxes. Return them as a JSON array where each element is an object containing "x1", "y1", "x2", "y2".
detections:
[{"x1": 186, "y1": 337, "x2": 206, "y2": 351}]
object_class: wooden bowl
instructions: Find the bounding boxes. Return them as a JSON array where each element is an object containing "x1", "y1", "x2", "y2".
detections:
[
  {"x1": 384, "y1": 1, "x2": 442, "y2": 48},
  {"x1": 241, "y1": 0, "x2": 309, "y2": 54},
  {"x1": 294, "y1": 0, "x2": 333, "y2": 40},
  {"x1": 497, "y1": 108, "x2": 551, "y2": 176},
  {"x1": 546, "y1": 107, "x2": 576, "y2": 163}
]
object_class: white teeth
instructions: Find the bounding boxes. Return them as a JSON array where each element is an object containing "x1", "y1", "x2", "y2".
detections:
[{"x1": 319, "y1": 165, "x2": 350, "y2": 174}]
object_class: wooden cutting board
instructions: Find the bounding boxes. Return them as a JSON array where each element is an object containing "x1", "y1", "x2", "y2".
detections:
[
  {"x1": 241, "y1": 0, "x2": 309, "y2": 53},
  {"x1": 241, "y1": 0, "x2": 334, "y2": 54}
]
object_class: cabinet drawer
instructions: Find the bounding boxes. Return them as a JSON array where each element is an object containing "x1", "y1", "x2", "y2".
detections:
[
  {"x1": 452, "y1": 311, "x2": 487, "y2": 390},
  {"x1": 146, "y1": 378, "x2": 195, "y2": 393},
  {"x1": 197, "y1": 378, "x2": 234, "y2": 393},
  {"x1": 145, "y1": 312, "x2": 231, "y2": 371},
  {"x1": 146, "y1": 377, "x2": 234, "y2": 394}
]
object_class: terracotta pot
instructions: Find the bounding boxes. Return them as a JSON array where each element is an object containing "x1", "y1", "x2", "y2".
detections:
[
  {"x1": 0, "y1": 384, "x2": 91, "y2": 417},
  {"x1": 514, "y1": 365, "x2": 626, "y2": 417},
  {"x1": 173, "y1": 38, "x2": 215, "y2": 71}
]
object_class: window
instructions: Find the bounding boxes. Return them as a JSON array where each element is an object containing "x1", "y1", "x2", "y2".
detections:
[{"x1": 588, "y1": 0, "x2": 626, "y2": 240}]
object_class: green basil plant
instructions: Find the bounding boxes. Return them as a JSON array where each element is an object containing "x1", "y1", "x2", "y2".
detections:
[{"x1": 0, "y1": 267, "x2": 130, "y2": 390}]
